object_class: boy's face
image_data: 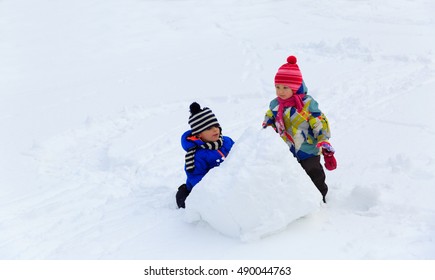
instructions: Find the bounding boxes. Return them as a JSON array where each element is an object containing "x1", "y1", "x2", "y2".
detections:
[
  {"x1": 198, "y1": 125, "x2": 220, "y2": 142},
  {"x1": 275, "y1": 84, "x2": 293, "y2": 100}
]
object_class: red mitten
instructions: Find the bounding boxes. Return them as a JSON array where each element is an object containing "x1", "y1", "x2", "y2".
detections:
[{"x1": 322, "y1": 150, "x2": 337, "y2": 171}]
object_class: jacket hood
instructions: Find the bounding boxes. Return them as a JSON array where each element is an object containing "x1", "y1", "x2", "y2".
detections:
[{"x1": 181, "y1": 130, "x2": 205, "y2": 152}]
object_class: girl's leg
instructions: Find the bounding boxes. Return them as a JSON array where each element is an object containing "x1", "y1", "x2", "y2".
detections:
[{"x1": 299, "y1": 155, "x2": 328, "y2": 202}]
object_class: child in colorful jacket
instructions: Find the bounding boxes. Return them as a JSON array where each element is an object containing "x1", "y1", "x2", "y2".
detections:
[
  {"x1": 262, "y1": 55, "x2": 337, "y2": 203},
  {"x1": 176, "y1": 102, "x2": 234, "y2": 208}
]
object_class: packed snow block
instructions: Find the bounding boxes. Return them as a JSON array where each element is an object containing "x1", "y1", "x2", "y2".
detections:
[{"x1": 185, "y1": 127, "x2": 320, "y2": 241}]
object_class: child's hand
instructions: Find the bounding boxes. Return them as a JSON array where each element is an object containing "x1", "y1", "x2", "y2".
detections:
[
  {"x1": 262, "y1": 120, "x2": 278, "y2": 133},
  {"x1": 322, "y1": 149, "x2": 337, "y2": 171},
  {"x1": 262, "y1": 121, "x2": 268, "y2": 129},
  {"x1": 317, "y1": 141, "x2": 336, "y2": 170},
  {"x1": 316, "y1": 141, "x2": 335, "y2": 153}
]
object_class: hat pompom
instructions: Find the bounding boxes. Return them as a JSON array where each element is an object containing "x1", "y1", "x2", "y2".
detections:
[
  {"x1": 188, "y1": 103, "x2": 220, "y2": 135},
  {"x1": 287, "y1": 55, "x2": 297, "y2": 64},
  {"x1": 190, "y1": 102, "x2": 202, "y2": 115}
]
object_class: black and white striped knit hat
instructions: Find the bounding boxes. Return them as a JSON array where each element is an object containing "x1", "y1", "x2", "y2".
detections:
[{"x1": 188, "y1": 102, "x2": 220, "y2": 135}]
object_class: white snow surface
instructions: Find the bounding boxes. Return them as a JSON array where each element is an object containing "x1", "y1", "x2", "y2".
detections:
[
  {"x1": 185, "y1": 127, "x2": 320, "y2": 241},
  {"x1": 1, "y1": 0, "x2": 435, "y2": 259}
]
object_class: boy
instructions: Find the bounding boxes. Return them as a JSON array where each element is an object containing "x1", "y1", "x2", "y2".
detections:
[{"x1": 176, "y1": 102, "x2": 234, "y2": 208}]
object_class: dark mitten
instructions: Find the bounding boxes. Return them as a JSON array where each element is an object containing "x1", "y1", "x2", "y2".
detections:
[
  {"x1": 322, "y1": 150, "x2": 337, "y2": 171},
  {"x1": 176, "y1": 184, "x2": 190, "y2": 208}
]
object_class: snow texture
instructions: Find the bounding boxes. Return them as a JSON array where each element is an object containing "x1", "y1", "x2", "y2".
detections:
[
  {"x1": 185, "y1": 127, "x2": 320, "y2": 241},
  {"x1": 1, "y1": 0, "x2": 435, "y2": 260}
]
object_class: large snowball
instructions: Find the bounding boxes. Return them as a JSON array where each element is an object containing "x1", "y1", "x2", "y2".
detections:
[{"x1": 185, "y1": 127, "x2": 321, "y2": 241}]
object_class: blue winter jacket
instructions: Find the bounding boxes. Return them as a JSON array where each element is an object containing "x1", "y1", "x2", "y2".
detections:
[{"x1": 181, "y1": 130, "x2": 234, "y2": 191}]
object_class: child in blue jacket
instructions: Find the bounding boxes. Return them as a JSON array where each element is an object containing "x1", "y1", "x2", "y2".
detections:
[{"x1": 176, "y1": 102, "x2": 234, "y2": 208}]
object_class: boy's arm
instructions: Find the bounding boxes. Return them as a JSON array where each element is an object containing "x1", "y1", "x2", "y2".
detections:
[
  {"x1": 185, "y1": 155, "x2": 208, "y2": 191},
  {"x1": 185, "y1": 172, "x2": 203, "y2": 191}
]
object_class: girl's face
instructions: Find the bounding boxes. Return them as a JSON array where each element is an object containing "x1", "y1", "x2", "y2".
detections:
[
  {"x1": 198, "y1": 125, "x2": 220, "y2": 142},
  {"x1": 275, "y1": 84, "x2": 293, "y2": 100}
]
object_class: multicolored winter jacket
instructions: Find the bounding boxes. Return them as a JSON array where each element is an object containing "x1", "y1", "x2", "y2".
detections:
[
  {"x1": 263, "y1": 95, "x2": 331, "y2": 161},
  {"x1": 181, "y1": 130, "x2": 234, "y2": 191}
]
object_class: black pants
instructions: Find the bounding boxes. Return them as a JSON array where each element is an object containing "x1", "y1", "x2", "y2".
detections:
[
  {"x1": 299, "y1": 156, "x2": 328, "y2": 200},
  {"x1": 176, "y1": 184, "x2": 190, "y2": 208}
]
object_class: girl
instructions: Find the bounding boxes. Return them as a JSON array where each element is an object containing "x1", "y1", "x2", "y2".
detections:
[{"x1": 262, "y1": 55, "x2": 337, "y2": 203}]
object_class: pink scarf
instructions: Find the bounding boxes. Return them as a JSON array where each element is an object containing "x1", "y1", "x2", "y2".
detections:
[{"x1": 275, "y1": 94, "x2": 305, "y2": 139}]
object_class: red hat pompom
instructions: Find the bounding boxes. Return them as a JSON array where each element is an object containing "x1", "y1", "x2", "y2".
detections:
[{"x1": 287, "y1": 55, "x2": 297, "y2": 64}]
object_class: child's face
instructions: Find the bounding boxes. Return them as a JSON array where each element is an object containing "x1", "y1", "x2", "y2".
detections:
[
  {"x1": 275, "y1": 84, "x2": 293, "y2": 100},
  {"x1": 198, "y1": 125, "x2": 220, "y2": 142}
]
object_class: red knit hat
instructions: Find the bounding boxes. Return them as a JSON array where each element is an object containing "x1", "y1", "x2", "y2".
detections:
[{"x1": 274, "y1": 55, "x2": 304, "y2": 93}]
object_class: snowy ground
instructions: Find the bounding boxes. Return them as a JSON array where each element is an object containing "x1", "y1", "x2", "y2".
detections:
[{"x1": 1, "y1": 0, "x2": 435, "y2": 259}]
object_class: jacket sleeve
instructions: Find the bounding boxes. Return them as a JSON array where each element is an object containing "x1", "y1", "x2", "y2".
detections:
[
  {"x1": 263, "y1": 109, "x2": 277, "y2": 130},
  {"x1": 185, "y1": 153, "x2": 208, "y2": 191},
  {"x1": 307, "y1": 98, "x2": 331, "y2": 143}
]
